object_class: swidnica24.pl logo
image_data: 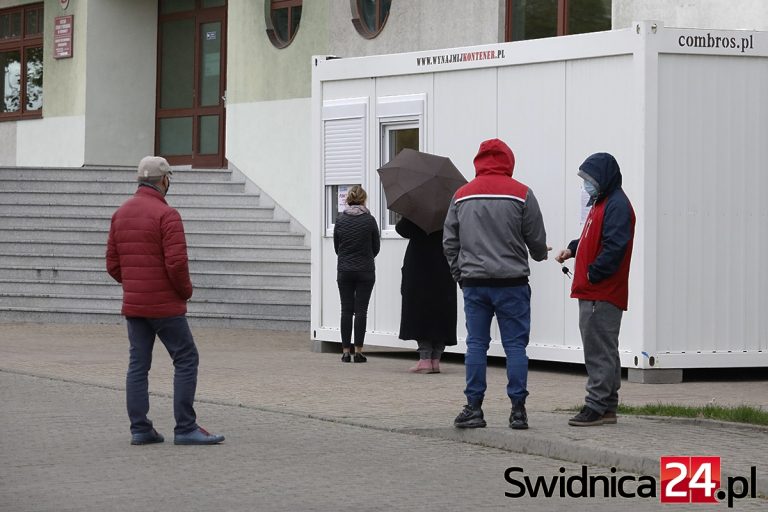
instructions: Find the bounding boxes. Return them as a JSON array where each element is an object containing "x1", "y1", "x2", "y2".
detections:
[{"x1": 504, "y1": 456, "x2": 757, "y2": 508}]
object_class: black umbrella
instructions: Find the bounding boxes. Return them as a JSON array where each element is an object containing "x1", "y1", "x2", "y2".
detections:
[{"x1": 377, "y1": 149, "x2": 467, "y2": 234}]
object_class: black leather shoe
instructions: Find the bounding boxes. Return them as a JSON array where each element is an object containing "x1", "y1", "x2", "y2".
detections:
[
  {"x1": 341, "y1": 352, "x2": 351, "y2": 363},
  {"x1": 353, "y1": 353, "x2": 367, "y2": 363},
  {"x1": 131, "y1": 428, "x2": 164, "y2": 445},
  {"x1": 509, "y1": 403, "x2": 528, "y2": 430}
]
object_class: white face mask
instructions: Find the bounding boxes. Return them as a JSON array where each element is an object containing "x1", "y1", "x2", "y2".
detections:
[{"x1": 583, "y1": 179, "x2": 598, "y2": 198}]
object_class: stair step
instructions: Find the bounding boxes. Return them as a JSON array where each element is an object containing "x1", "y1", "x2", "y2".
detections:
[
  {"x1": 0, "y1": 253, "x2": 310, "y2": 274},
  {"x1": 0, "y1": 178, "x2": 246, "y2": 194},
  {"x1": 0, "y1": 204, "x2": 276, "y2": 219},
  {"x1": 0, "y1": 280, "x2": 310, "y2": 302},
  {"x1": 0, "y1": 308, "x2": 309, "y2": 331},
  {"x1": 0, "y1": 191, "x2": 261, "y2": 207},
  {"x1": 0, "y1": 165, "x2": 310, "y2": 329},
  {"x1": 0, "y1": 214, "x2": 291, "y2": 232},
  {"x1": 0, "y1": 228, "x2": 306, "y2": 246},
  {"x1": 0, "y1": 267, "x2": 309, "y2": 287},
  {"x1": 0, "y1": 294, "x2": 310, "y2": 318},
  {"x1": 0, "y1": 167, "x2": 234, "y2": 182},
  {"x1": 0, "y1": 241, "x2": 310, "y2": 260}
]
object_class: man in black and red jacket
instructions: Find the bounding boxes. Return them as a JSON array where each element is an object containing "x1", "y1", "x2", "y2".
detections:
[{"x1": 556, "y1": 152, "x2": 635, "y2": 427}]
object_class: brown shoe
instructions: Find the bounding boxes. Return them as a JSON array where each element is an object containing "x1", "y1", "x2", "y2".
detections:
[
  {"x1": 568, "y1": 406, "x2": 604, "y2": 426},
  {"x1": 602, "y1": 410, "x2": 618, "y2": 425}
]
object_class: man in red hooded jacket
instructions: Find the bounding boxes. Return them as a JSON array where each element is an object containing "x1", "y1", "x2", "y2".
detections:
[
  {"x1": 107, "y1": 156, "x2": 224, "y2": 445},
  {"x1": 444, "y1": 139, "x2": 549, "y2": 430},
  {"x1": 556, "y1": 152, "x2": 635, "y2": 427}
]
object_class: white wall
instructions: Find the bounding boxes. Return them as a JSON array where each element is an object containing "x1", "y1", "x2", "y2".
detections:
[
  {"x1": 498, "y1": 61, "x2": 568, "y2": 348},
  {"x1": 614, "y1": 0, "x2": 768, "y2": 31},
  {"x1": 17, "y1": 116, "x2": 85, "y2": 167},
  {"x1": 329, "y1": 0, "x2": 502, "y2": 58},
  {"x1": 84, "y1": 0, "x2": 157, "y2": 166},
  {"x1": 226, "y1": 98, "x2": 312, "y2": 229},
  {"x1": 655, "y1": 54, "x2": 768, "y2": 354},
  {"x1": 0, "y1": 123, "x2": 16, "y2": 164}
]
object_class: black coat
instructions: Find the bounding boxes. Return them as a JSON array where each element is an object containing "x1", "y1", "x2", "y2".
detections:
[{"x1": 396, "y1": 218, "x2": 457, "y2": 345}]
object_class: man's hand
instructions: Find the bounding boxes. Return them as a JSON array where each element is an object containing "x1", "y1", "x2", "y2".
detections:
[{"x1": 555, "y1": 248, "x2": 572, "y2": 264}]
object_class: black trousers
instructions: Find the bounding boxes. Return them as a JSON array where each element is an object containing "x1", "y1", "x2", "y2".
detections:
[{"x1": 337, "y1": 271, "x2": 376, "y2": 349}]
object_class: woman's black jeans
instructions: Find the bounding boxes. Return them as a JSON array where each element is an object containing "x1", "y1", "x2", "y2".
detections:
[{"x1": 337, "y1": 271, "x2": 375, "y2": 349}]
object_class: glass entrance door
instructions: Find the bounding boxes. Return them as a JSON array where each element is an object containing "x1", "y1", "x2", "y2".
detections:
[{"x1": 157, "y1": 0, "x2": 226, "y2": 167}]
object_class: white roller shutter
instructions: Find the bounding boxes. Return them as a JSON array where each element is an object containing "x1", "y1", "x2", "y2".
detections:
[{"x1": 322, "y1": 98, "x2": 367, "y2": 186}]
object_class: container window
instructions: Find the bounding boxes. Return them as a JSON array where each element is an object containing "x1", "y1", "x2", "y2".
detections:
[
  {"x1": 327, "y1": 184, "x2": 362, "y2": 232},
  {"x1": 380, "y1": 123, "x2": 420, "y2": 231}
]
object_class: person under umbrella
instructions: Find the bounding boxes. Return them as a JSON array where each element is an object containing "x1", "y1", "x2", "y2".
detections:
[
  {"x1": 378, "y1": 149, "x2": 466, "y2": 374},
  {"x1": 396, "y1": 216, "x2": 457, "y2": 373}
]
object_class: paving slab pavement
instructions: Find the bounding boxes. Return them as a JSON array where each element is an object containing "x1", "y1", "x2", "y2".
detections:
[
  {"x1": 1, "y1": 323, "x2": 767, "y2": 504},
  {"x1": 8, "y1": 371, "x2": 751, "y2": 512}
]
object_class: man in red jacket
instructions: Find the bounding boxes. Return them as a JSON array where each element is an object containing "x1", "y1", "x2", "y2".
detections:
[
  {"x1": 107, "y1": 156, "x2": 224, "y2": 445},
  {"x1": 556, "y1": 152, "x2": 635, "y2": 427}
]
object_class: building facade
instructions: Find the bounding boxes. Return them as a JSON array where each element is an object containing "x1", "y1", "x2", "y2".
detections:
[{"x1": 1, "y1": 0, "x2": 766, "y2": 231}]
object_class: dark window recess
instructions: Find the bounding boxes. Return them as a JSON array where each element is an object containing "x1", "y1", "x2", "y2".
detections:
[
  {"x1": 160, "y1": 0, "x2": 226, "y2": 14},
  {"x1": 266, "y1": 0, "x2": 302, "y2": 48},
  {"x1": 505, "y1": 0, "x2": 611, "y2": 42},
  {"x1": 352, "y1": 0, "x2": 391, "y2": 39},
  {"x1": 568, "y1": 0, "x2": 611, "y2": 36}
]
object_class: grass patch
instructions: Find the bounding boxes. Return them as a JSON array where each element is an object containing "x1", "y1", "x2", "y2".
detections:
[{"x1": 617, "y1": 403, "x2": 768, "y2": 426}]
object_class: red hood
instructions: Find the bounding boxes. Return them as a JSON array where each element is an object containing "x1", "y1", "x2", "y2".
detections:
[{"x1": 473, "y1": 138, "x2": 515, "y2": 177}]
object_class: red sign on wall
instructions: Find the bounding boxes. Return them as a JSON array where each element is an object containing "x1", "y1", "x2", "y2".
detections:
[{"x1": 54, "y1": 15, "x2": 74, "y2": 59}]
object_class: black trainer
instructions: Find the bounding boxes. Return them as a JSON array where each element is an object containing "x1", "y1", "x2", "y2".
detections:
[
  {"x1": 353, "y1": 352, "x2": 367, "y2": 363},
  {"x1": 509, "y1": 403, "x2": 528, "y2": 430},
  {"x1": 568, "y1": 405, "x2": 604, "y2": 426},
  {"x1": 341, "y1": 352, "x2": 351, "y2": 363},
  {"x1": 453, "y1": 404, "x2": 486, "y2": 428}
]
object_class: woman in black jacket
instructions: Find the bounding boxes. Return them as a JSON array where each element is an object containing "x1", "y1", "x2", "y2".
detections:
[
  {"x1": 333, "y1": 185, "x2": 380, "y2": 363},
  {"x1": 396, "y1": 217, "x2": 457, "y2": 373}
]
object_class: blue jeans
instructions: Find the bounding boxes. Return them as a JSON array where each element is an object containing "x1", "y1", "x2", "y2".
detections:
[
  {"x1": 126, "y1": 316, "x2": 199, "y2": 435},
  {"x1": 462, "y1": 285, "x2": 531, "y2": 406}
]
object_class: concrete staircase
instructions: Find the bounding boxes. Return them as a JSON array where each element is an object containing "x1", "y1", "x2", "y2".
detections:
[{"x1": 0, "y1": 166, "x2": 310, "y2": 331}]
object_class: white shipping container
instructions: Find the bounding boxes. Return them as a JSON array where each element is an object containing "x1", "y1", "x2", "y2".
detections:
[{"x1": 310, "y1": 22, "x2": 768, "y2": 378}]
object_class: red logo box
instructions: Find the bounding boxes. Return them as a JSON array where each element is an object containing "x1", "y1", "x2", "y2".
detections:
[{"x1": 660, "y1": 456, "x2": 721, "y2": 504}]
